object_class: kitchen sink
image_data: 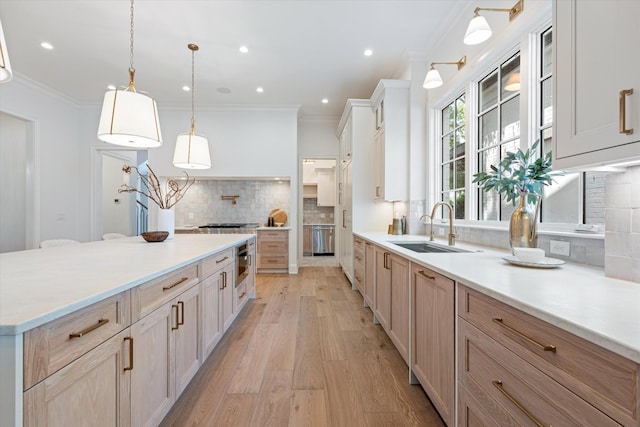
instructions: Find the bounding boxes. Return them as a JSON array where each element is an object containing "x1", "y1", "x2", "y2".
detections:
[{"x1": 391, "y1": 242, "x2": 469, "y2": 253}]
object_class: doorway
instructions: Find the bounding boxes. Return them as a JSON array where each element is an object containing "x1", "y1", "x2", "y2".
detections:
[{"x1": 301, "y1": 158, "x2": 338, "y2": 267}]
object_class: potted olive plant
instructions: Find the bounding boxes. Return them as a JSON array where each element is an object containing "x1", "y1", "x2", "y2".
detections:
[{"x1": 472, "y1": 141, "x2": 553, "y2": 252}]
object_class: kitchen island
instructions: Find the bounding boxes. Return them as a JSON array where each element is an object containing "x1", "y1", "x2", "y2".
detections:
[{"x1": 0, "y1": 234, "x2": 256, "y2": 426}]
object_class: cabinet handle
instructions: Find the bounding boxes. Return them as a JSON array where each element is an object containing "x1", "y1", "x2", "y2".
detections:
[
  {"x1": 216, "y1": 256, "x2": 229, "y2": 264},
  {"x1": 163, "y1": 277, "x2": 188, "y2": 291},
  {"x1": 417, "y1": 270, "x2": 436, "y2": 280},
  {"x1": 220, "y1": 272, "x2": 225, "y2": 290},
  {"x1": 124, "y1": 337, "x2": 134, "y2": 371},
  {"x1": 492, "y1": 380, "x2": 548, "y2": 427},
  {"x1": 239, "y1": 291, "x2": 246, "y2": 300},
  {"x1": 492, "y1": 317, "x2": 556, "y2": 353},
  {"x1": 171, "y1": 305, "x2": 179, "y2": 330},
  {"x1": 69, "y1": 318, "x2": 109, "y2": 339},
  {"x1": 375, "y1": 186, "x2": 381, "y2": 198},
  {"x1": 177, "y1": 301, "x2": 185, "y2": 326},
  {"x1": 343, "y1": 210, "x2": 347, "y2": 228},
  {"x1": 619, "y1": 88, "x2": 634, "y2": 135},
  {"x1": 355, "y1": 255, "x2": 362, "y2": 261},
  {"x1": 365, "y1": 242, "x2": 371, "y2": 246},
  {"x1": 222, "y1": 271, "x2": 227, "y2": 289},
  {"x1": 248, "y1": 254, "x2": 252, "y2": 266},
  {"x1": 383, "y1": 252, "x2": 390, "y2": 270}
]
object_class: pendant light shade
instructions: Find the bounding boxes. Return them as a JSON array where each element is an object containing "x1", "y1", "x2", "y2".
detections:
[
  {"x1": 173, "y1": 43, "x2": 211, "y2": 169},
  {"x1": 464, "y1": 14, "x2": 492, "y2": 45},
  {"x1": 97, "y1": 0, "x2": 162, "y2": 148},
  {"x1": 423, "y1": 68, "x2": 443, "y2": 89},
  {"x1": 0, "y1": 19, "x2": 13, "y2": 83},
  {"x1": 504, "y1": 72, "x2": 521, "y2": 92}
]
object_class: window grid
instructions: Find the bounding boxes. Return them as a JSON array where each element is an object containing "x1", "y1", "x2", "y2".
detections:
[{"x1": 440, "y1": 94, "x2": 466, "y2": 220}]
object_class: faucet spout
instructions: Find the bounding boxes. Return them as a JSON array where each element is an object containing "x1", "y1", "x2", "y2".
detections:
[{"x1": 429, "y1": 202, "x2": 456, "y2": 246}]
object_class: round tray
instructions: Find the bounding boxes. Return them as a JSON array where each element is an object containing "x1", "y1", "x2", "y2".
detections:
[{"x1": 502, "y1": 255, "x2": 565, "y2": 269}]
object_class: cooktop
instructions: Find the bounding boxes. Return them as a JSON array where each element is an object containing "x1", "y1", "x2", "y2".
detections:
[{"x1": 199, "y1": 223, "x2": 260, "y2": 228}]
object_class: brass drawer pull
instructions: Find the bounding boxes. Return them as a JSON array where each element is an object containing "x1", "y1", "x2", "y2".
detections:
[
  {"x1": 619, "y1": 88, "x2": 634, "y2": 135},
  {"x1": 417, "y1": 270, "x2": 436, "y2": 280},
  {"x1": 171, "y1": 304, "x2": 179, "y2": 330},
  {"x1": 163, "y1": 277, "x2": 188, "y2": 291},
  {"x1": 492, "y1": 380, "x2": 548, "y2": 427},
  {"x1": 219, "y1": 272, "x2": 225, "y2": 290},
  {"x1": 69, "y1": 318, "x2": 109, "y2": 339},
  {"x1": 222, "y1": 271, "x2": 227, "y2": 289},
  {"x1": 177, "y1": 301, "x2": 185, "y2": 326},
  {"x1": 492, "y1": 317, "x2": 556, "y2": 353},
  {"x1": 355, "y1": 255, "x2": 362, "y2": 261},
  {"x1": 216, "y1": 256, "x2": 229, "y2": 264},
  {"x1": 239, "y1": 291, "x2": 246, "y2": 300},
  {"x1": 124, "y1": 337, "x2": 134, "y2": 371}
]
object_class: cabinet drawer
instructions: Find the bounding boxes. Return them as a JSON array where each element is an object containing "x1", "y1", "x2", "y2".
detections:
[
  {"x1": 458, "y1": 383, "x2": 520, "y2": 427},
  {"x1": 235, "y1": 281, "x2": 249, "y2": 310},
  {"x1": 353, "y1": 236, "x2": 364, "y2": 250},
  {"x1": 258, "y1": 240, "x2": 287, "y2": 253},
  {"x1": 459, "y1": 286, "x2": 639, "y2": 426},
  {"x1": 258, "y1": 254, "x2": 288, "y2": 268},
  {"x1": 459, "y1": 319, "x2": 619, "y2": 427},
  {"x1": 131, "y1": 264, "x2": 199, "y2": 321},
  {"x1": 23, "y1": 291, "x2": 131, "y2": 390},
  {"x1": 353, "y1": 246, "x2": 364, "y2": 267},
  {"x1": 201, "y1": 249, "x2": 234, "y2": 278},
  {"x1": 258, "y1": 230, "x2": 288, "y2": 241}
]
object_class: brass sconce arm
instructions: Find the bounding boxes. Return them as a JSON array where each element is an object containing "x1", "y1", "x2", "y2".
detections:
[
  {"x1": 430, "y1": 56, "x2": 467, "y2": 71},
  {"x1": 221, "y1": 195, "x2": 239, "y2": 205},
  {"x1": 473, "y1": 0, "x2": 524, "y2": 21}
]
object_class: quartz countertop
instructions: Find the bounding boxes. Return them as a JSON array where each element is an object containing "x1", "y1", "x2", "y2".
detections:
[
  {"x1": 256, "y1": 226, "x2": 292, "y2": 230},
  {"x1": 355, "y1": 232, "x2": 640, "y2": 364},
  {"x1": 0, "y1": 234, "x2": 255, "y2": 335}
]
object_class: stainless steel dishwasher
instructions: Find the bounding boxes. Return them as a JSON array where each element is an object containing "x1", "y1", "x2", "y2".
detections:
[{"x1": 312, "y1": 225, "x2": 334, "y2": 255}]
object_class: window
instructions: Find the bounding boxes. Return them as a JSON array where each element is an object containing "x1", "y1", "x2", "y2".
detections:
[
  {"x1": 440, "y1": 94, "x2": 466, "y2": 219},
  {"x1": 477, "y1": 53, "x2": 521, "y2": 221}
]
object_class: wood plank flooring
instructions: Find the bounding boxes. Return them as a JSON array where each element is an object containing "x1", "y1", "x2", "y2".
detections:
[{"x1": 160, "y1": 267, "x2": 445, "y2": 427}]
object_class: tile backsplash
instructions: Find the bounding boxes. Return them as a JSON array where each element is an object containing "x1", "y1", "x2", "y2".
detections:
[
  {"x1": 303, "y1": 198, "x2": 334, "y2": 224},
  {"x1": 604, "y1": 165, "x2": 640, "y2": 282},
  {"x1": 174, "y1": 180, "x2": 291, "y2": 226}
]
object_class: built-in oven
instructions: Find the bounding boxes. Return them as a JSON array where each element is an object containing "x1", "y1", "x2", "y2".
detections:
[{"x1": 236, "y1": 241, "x2": 249, "y2": 285}]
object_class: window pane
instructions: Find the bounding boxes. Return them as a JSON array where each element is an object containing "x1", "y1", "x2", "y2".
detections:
[
  {"x1": 479, "y1": 190, "x2": 498, "y2": 221},
  {"x1": 501, "y1": 96, "x2": 520, "y2": 140},
  {"x1": 442, "y1": 163, "x2": 453, "y2": 191},
  {"x1": 456, "y1": 95, "x2": 466, "y2": 127},
  {"x1": 454, "y1": 190, "x2": 465, "y2": 220},
  {"x1": 541, "y1": 127, "x2": 552, "y2": 156},
  {"x1": 479, "y1": 146, "x2": 499, "y2": 174},
  {"x1": 455, "y1": 157, "x2": 465, "y2": 189},
  {"x1": 444, "y1": 102, "x2": 455, "y2": 133},
  {"x1": 500, "y1": 197, "x2": 516, "y2": 222},
  {"x1": 442, "y1": 133, "x2": 455, "y2": 163},
  {"x1": 501, "y1": 55, "x2": 521, "y2": 98},
  {"x1": 541, "y1": 78, "x2": 553, "y2": 126},
  {"x1": 479, "y1": 107, "x2": 499, "y2": 149},
  {"x1": 501, "y1": 139, "x2": 519, "y2": 159},
  {"x1": 455, "y1": 128, "x2": 466, "y2": 158},
  {"x1": 479, "y1": 71, "x2": 498, "y2": 111},
  {"x1": 542, "y1": 29, "x2": 553, "y2": 76}
]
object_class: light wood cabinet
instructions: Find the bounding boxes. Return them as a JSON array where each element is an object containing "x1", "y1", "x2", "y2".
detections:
[
  {"x1": 220, "y1": 263, "x2": 235, "y2": 332},
  {"x1": 553, "y1": 0, "x2": 640, "y2": 169},
  {"x1": 373, "y1": 246, "x2": 391, "y2": 331},
  {"x1": 353, "y1": 236, "x2": 364, "y2": 293},
  {"x1": 201, "y1": 260, "x2": 235, "y2": 359},
  {"x1": 247, "y1": 238, "x2": 256, "y2": 298},
  {"x1": 23, "y1": 328, "x2": 132, "y2": 427},
  {"x1": 257, "y1": 229, "x2": 289, "y2": 272},
  {"x1": 303, "y1": 225, "x2": 312, "y2": 256},
  {"x1": 173, "y1": 284, "x2": 201, "y2": 397},
  {"x1": 370, "y1": 79, "x2": 409, "y2": 201},
  {"x1": 458, "y1": 285, "x2": 640, "y2": 426},
  {"x1": 363, "y1": 241, "x2": 375, "y2": 308},
  {"x1": 411, "y1": 265, "x2": 454, "y2": 427}
]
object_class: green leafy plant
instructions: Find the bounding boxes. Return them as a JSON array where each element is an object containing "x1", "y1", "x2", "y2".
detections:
[{"x1": 472, "y1": 141, "x2": 553, "y2": 205}]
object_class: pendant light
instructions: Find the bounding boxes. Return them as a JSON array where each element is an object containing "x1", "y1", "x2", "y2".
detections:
[
  {"x1": 97, "y1": 0, "x2": 162, "y2": 148},
  {"x1": 173, "y1": 44, "x2": 211, "y2": 169},
  {"x1": 0, "y1": 18, "x2": 13, "y2": 83}
]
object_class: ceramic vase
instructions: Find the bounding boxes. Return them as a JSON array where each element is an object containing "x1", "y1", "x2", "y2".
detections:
[
  {"x1": 509, "y1": 193, "x2": 540, "y2": 254},
  {"x1": 158, "y1": 208, "x2": 175, "y2": 239}
]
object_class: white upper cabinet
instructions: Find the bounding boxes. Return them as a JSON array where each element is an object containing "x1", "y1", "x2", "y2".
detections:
[
  {"x1": 316, "y1": 168, "x2": 336, "y2": 206},
  {"x1": 370, "y1": 80, "x2": 410, "y2": 201},
  {"x1": 553, "y1": 0, "x2": 640, "y2": 169}
]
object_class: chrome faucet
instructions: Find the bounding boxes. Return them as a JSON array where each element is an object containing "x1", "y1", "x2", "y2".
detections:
[{"x1": 429, "y1": 202, "x2": 456, "y2": 246}]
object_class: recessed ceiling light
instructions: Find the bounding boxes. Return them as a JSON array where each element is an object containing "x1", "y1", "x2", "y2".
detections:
[
  {"x1": 217, "y1": 87, "x2": 232, "y2": 94},
  {"x1": 182, "y1": 85, "x2": 190, "y2": 92},
  {"x1": 256, "y1": 87, "x2": 264, "y2": 93},
  {"x1": 364, "y1": 49, "x2": 373, "y2": 56},
  {"x1": 239, "y1": 45, "x2": 249, "y2": 53},
  {"x1": 322, "y1": 98, "x2": 329, "y2": 104},
  {"x1": 40, "y1": 42, "x2": 53, "y2": 50},
  {"x1": 107, "y1": 84, "x2": 116, "y2": 90}
]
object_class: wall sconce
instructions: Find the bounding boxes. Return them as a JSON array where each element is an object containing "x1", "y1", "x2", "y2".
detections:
[
  {"x1": 0, "y1": 18, "x2": 13, "y2": 83},
  {"x1": 423, "y1": 56, "x2": 466, "y2": 89},
  {"x1": 464, "y1": 0, "x2": 524, "y2": 45}
]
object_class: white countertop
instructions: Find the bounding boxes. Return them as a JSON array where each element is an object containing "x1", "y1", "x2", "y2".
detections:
[
  {"x1": 256, "y1": 226, "x2": 292, "y2": 230},
  {"x1": 0, "y1": 234, "x2": 255, "y2": 335},
  {"x1": 356, "y1": 232, "x2": 640, "y2": 364}
]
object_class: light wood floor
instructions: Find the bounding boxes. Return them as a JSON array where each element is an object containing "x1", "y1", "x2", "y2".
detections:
[{"x1": 160, "y1": 267, "x2": 445, "y2": 427}]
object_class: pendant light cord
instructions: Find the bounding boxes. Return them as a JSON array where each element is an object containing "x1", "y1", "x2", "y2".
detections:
[{"x1": 191, "y1": 47, "x2": 195, "y2": 133}]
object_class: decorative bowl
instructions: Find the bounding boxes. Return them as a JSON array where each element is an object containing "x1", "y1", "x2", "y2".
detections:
[
  {"x1": 141, "y1": 231, "x2": 169, "y2": 242},
  {"x1": 512, "y1": 247, "x2": 545, "y2": 263}
]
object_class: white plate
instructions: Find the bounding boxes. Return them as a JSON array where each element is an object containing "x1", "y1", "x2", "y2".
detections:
[{"x1": 502, "y1": 255, "x2": 565, "y2": 269}]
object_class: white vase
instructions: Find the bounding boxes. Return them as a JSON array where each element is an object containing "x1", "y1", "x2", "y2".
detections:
[{"x1": 158, "y1": 209, "x2": 175, "y2": 239}]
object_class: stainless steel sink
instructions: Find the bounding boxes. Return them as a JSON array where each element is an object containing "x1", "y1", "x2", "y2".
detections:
[{"x1": 391, "y1": 242, "x2": 469, "y2": 253}]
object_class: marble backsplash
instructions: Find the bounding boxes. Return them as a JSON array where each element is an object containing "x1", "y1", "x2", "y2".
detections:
[
  {"x1": 303, "y1": 198, "x2": 334, "y2": 224},
  {"x1": 174, "y1": 180, "x2": 291, "y2": 227}
]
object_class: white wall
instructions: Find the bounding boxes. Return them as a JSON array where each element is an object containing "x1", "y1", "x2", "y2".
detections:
[
  {"x1": 101, "y1": 152, "x2": 136, "y2": 237},
  {"x1": 298, "y1": 117, "x2": 339, "y2": 158}
]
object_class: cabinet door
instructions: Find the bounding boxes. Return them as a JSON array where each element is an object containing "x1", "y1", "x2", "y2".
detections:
[
  {"x1": 303, "y1": 226, "x2": 313, "y2": 255},
  {"x1": 201, "y1": 274, "x2": 222, "y2": 358},
  {"x1": 131, "y1": 303, "x2": 175, "y2": 427},
  {"x1": 389, "y1": 254, "x2": 409, "y2": 364},
  {"x1": 220, "y1": 264, "x2": 235, "y2": 332},
  {"x1": 374, "y1": 247, "x2": 391, "y2": 331},
  {"x1": 412, "y1": 266, "x2": 454, "y2": 426},
  {"x1": 554, "y1": 0, "x2": 640, "y2": 168},
  {"x1": 174, "y1": 285, "x2": 201, "y2": 396},
  {"x1": 316, "y1": 169, "x2": 335, "y2": 206},
  {"x1": 363, "y1": 241, "x2": 375, "y2": 308},
  {"x1": 340, "y1": 162, "x2": 353, "y2": 281},
  {"x1": 24, "y1": 329, "x2": 132, "y2": 427},
  {"x1": 373, "y1": 129, "x2": 384, "y2": 199}
]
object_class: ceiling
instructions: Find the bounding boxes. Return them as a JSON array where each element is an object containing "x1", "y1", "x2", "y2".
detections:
[{"x1": 0, "y1": 0, "x2": 471, "y2": 118}]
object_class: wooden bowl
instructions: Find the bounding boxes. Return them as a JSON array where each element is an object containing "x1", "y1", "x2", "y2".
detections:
[{"x1": 141, "y1": 231, "x2": 169, "y2": 242}]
